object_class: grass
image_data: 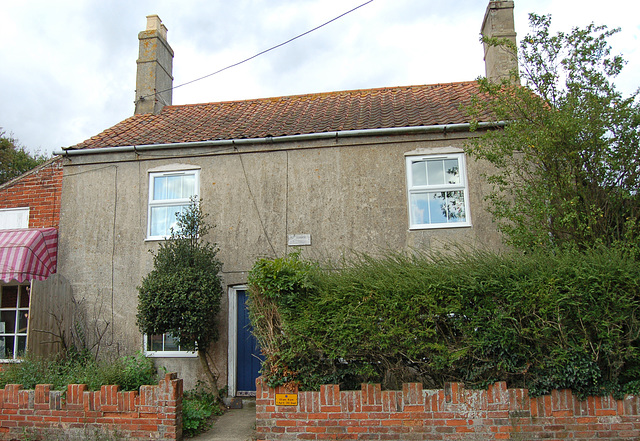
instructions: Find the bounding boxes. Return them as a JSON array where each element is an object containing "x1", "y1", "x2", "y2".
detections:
[{"x1": 0, "y1": 352, "x2": 158, "y2": 391}]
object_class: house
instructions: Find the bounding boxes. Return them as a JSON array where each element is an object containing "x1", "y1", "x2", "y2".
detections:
[
  {"x1": 0, "y1": 158, "x2": 73, "y2": 362},
  {"x1": 55, "y1": 1, "x2": 517, "y2": 394}
]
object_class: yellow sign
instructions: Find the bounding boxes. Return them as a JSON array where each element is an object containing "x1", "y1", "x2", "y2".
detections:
[{"x1": 275, "y1": 393, "x2": 298, "y2": 406}]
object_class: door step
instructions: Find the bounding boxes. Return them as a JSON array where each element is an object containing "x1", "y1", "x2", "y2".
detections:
[{"x1": 223, "y1": 396, "x2": 256, "y2": 409}]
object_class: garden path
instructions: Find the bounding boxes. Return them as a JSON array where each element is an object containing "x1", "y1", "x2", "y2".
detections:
[{"x1": 190, "y1": 400, "x2": 256, "y2": 441}]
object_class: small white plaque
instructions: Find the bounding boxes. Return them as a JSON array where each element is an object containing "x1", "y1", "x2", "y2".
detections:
[{"x1": 288, "y1": 234, "x2": 311, "y2": 246}]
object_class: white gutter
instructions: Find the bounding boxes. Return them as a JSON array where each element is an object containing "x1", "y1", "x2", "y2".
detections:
[{"x1": 54, "y1": 122, "x2": 505, "y2": 157}]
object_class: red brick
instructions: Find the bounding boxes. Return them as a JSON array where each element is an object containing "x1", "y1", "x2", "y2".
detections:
[
  {"x1": 0, "y1": 160, "x2": 62, "y2": 228},
  {"x1": 305, "y1": 427, "x2": 326, "y2": 433},
  {"x1": 256, "y1": 380, "x2": 640, "y2": 440},
  {"x1": 0, "y1": 375, "x2": 181, "y2": 440}
]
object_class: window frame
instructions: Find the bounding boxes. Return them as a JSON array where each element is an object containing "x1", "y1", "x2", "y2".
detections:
[
  {"x1": 0, "y1": 283, "x2": 30, "y2": 361},
  {"x1": 143, "y1": 333, "x2": 197, "y2": 358},
  {"x1": 405, "y1": 153, "x2": 471, "y2": 230},
  {"x1": 146, "y1": 169, "x2": 200, "y2": 240}
]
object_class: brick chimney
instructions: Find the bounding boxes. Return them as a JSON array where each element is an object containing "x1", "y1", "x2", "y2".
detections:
[
  {"x1": 481, "y1": 1, "x2": 518, "y2": 83},
  {"x1": 135, "y1": 15, "x2": 174, "y2": 115}
]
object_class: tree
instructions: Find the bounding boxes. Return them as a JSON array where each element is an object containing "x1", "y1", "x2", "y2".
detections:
[
  {"x1": 136, "y1": 198, "x2": 223, "y2": 387},
  {"x1": 0, "y1": 129, "x2": 48, "y2": 185},
  {"x1": 466, "y1": 14, "x2": 640, "y2": 250}
]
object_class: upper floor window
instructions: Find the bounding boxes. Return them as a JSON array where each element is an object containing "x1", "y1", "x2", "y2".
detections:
[
  {"x1": 147, "y1": 170, "x2": 199, "y2": 240},
  {"x1": 406, "y1": 153, "x2": 471, "y2": 229},
  {"x1": 0, "y1": 208, "x2": 29, "y2": 230}
]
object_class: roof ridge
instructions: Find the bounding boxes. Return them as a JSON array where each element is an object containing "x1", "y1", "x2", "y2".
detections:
[
  {"x1": 162, "y1": 80, "x2": 480, "y2": 110},
  {"x1": 66, "y1": 80, "x2": 491, "y2": 150}
]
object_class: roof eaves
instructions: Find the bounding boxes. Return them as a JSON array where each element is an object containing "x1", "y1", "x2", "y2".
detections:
[{"x1": 57, "y1": 122, "x2": 506, "y2": 157}]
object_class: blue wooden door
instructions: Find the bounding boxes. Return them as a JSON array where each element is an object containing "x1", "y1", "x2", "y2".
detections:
[{"x1": 236, "y1": 289, "x2": 263, "y2": 395}]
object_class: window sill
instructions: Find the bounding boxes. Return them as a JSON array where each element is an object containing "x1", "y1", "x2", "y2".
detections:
[
  {"x1": 144, "y1": 351, "x2": 198, "y2": 358},
  {"x1": 409, "y1": 222, "x2": 472, "y2": 230},
  {"x1": 144, "y1": 237, "x2": 168, "y2": 242}
]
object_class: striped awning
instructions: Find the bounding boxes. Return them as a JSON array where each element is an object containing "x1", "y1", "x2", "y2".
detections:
[{"x1": 0, "y1": 228, "x2": 58, "y2": 283}]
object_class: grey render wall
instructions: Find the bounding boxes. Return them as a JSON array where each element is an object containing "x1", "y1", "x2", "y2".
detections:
[{"x1": 57, "y1": 129, "x2": 501, "y2": 389}]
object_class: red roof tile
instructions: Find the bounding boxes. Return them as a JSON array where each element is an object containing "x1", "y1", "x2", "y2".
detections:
[{"x1": 68, "y1": 81, "x2": 490, "y2": 150}]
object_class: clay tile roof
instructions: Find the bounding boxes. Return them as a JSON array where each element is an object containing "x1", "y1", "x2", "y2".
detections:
[{"x1": 68, "y1": 81, "x2": 491, "y2": 150}]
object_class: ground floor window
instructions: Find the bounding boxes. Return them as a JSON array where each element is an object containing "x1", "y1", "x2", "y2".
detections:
[
  {"x1": 143, "y1": 333, "x2": 196, "y2": 358},
  {"x1": 0, "y1": 284, "x2": 29, "y2": 360}
]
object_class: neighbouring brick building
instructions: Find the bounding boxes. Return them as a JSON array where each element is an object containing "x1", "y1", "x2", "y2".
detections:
[
  {"x1": 0, "y1": 157, "x2": 62, "y2": 229},
  {"x1": 0, "y1": 157, "x2": 72, "y2": 361}
]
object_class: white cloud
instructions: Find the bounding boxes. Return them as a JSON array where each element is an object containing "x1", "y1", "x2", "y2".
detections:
[{"x1": 0, "y1": 0, "x2": 637, "y2": 155}]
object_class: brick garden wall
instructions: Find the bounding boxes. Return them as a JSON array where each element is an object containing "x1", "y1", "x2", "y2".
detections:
[
  {"x1": 256, "y1": 378, "x2": 640, "y2": 440},
  {"x1": 0, "y1": 372, "x2": 182, "y2": 440},
  {"x1": 0, "y1": 158, "x2": 62, "y2": 229}
]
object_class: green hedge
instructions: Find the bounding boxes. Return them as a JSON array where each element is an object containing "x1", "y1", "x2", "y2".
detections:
[{"x1": 247, "y1": 247, "x2": 640, "y2": 398}]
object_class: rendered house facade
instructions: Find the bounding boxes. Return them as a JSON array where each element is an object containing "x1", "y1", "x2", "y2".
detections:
[{"x1": 56, "y1": 2, "x2": 517, "y2": 393}]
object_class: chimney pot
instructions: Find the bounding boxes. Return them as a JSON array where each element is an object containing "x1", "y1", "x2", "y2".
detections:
[{"x1": 146, "y1": 15, "x2": 168, "y2": 40}]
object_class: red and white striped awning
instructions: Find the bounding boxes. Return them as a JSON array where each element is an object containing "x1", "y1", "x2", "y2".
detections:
[{"x1": 0, "y1": 228, "x2": 58, "y2": 283}]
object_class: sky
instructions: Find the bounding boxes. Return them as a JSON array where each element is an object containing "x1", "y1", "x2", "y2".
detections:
[{"x1": 1, "y1": 0, "x2": 638, "y2": 156}]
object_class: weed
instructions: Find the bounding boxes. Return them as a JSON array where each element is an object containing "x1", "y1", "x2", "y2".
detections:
[
  {"x1": 0, "y1": 352, "x2": 158, "y2": 391},
  {"x1": 182, "y1": 381, "x2": 224, "y2": 437}
]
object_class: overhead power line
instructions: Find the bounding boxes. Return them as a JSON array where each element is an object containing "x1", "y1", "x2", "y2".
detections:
[{"x1": 142, "y1": 0, "x2": 374, "y2": 100}]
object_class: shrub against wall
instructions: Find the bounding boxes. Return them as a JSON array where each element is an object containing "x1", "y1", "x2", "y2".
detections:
[
  {"x1": 248, "y1": 247, "x2": 640, "y2": 398},
  {"x1": 137, "y1": 198, "x2": 223, "y2": 388}
]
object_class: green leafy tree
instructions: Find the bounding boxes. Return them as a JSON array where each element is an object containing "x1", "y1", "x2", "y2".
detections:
[
  {"x1": 0, "y1": 129, "x2": 48, "y2": 185},
  {"x1": 466, "y1": 14, "x2": 640, "y2": 250},
  {"x1": 137, "y1": 198, "x2": 223, "y2": 387}
]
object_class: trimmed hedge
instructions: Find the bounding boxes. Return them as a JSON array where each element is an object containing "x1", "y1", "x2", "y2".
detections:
[{"x1": 248, "y1": 247, "x2": 640, "y2": 398}]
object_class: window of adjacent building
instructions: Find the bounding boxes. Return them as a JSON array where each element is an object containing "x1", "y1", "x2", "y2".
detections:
[
  {"x1": 143, "y1": 333, "x2": 196, "y2": 358},
  {"x1": 0, "y1": 207, "x2": 29, "y2": 230},
  {"x1": 147, "y1": 170, "x2": 199, "y2": 240},
  {"x1": 0, "y1": 284, "x2": 30, "y2": 360},
  {"x1": 406, "y1": 153, "x2": 471, "y2": 229}
]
